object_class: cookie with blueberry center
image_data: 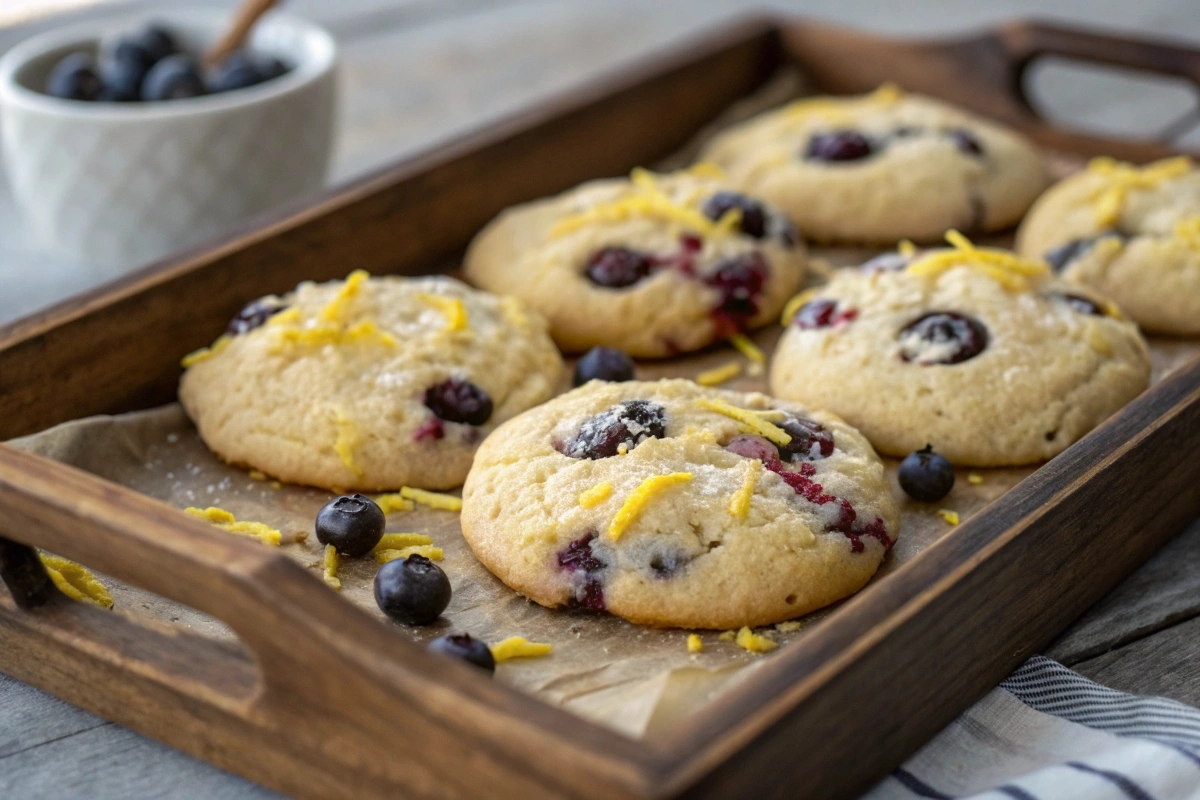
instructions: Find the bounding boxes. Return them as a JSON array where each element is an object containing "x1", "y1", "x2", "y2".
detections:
[
  {"x1": 463, "y1": 165, "x2": 806, "y2": 358},
  {"x1": 769, "y1": 233, "x2": 1151, "y2": 466},
  {"x1": 179, "y1": 272, "x2": 564, "y2": 491},
  {"x1": 460, "y1": 379, "x2": 898, "y2": 629},
  {"x1": 1015, "y1": 156, "x2": 1200, "y2": 337},
  {"x1": 700, "y1": 84, "x2": 1050, "y2": 245}
]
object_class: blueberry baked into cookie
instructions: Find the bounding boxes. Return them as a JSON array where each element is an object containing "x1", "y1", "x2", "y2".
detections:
[
  {"x1": 769, "y1": 233, "x2": 1152, "y2": 466},
  {"x1": 460, "y1": 379, "x2": 898, "y2": 629},
  {"x1": 1016, "y1": 156, "x2": 1200, "y2": 337},
  {"x1": 700, "y1": 84, "x2": 1050, "y2": 245},
  {"x1": 463, "y1": 165, "x2": 806, "y2": 357},
  {"x1": 179, "y1": 272, "x2": 563, "y2": 491}
]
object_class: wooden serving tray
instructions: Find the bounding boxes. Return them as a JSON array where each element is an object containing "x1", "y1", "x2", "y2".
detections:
[{"x1": 1, "y1": 16, "x2": 1199, "y2": 800}]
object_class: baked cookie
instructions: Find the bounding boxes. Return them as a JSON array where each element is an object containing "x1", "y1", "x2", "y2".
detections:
[
  {"x1": 700, "y1": 84, "x2": 1050, "y2": 245},
  {"x1": 179, "y1": 272, "x2": 564, "y2": 491},
  {"x1": 1015, "y1": 156, "x2": 1200, "y2": 337},
  {"x1": 460, "y1": 379, "x2": 898, "y2": 629},
  {"x1": 463, "y1": 165, "x2": 806, "y2": 358},
  {"x1": 769, "y1": 233, "x2": 1151, "y2": 466}
]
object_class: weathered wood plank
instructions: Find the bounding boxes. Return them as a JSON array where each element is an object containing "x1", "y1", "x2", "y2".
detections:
[
  {"x1": 1046, "y1": 518, "x2": 1200, "y2": 665},
  {"x1": 0, "y1": 672, "x2": 109, "y2": 759},
  {"x1": 0, "y1": 715, "x2": 283, "y2": 799},
  {"x1": 1073, "y1": 615, "x2": 1200, "y2": 707}
]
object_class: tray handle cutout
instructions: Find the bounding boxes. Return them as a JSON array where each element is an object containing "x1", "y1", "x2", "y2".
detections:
[{"x1": 1000, "y1": 21, "x2": 1200, "y2": 146}]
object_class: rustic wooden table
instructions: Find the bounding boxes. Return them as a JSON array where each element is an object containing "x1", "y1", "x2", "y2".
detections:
[{"x1": 1, "y1": 1, "x2": 1198, "y2": 797}]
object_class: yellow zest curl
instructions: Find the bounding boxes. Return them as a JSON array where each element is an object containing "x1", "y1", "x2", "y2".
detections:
[
  {"x1": 375, "y1": 545, "x2": 443, "y2": 563},
  {"x1": 687, "y1": 634, "x2": 704, "y2": 653},
  {"x1": 417, "y1": 293, "x2": 469, "y2": 332},
  {"x1": 40, "y1": 555, "x2": 113, "y2": 608},
  {"x1": 181, "y1": 335, "x2": 231, "y2": 368},
  {"x1": 374, "y1": 533, "x2": 433, "y2": 551},
  {"x1": 578, "y1": 482, "x2": 612, "y2": 508},
  {"x1": 333, "y1": 408, "x2": 363, "y2": 478},
  {"x1": 938, "y1": 509, "x2": 960, "y2": 526},
  {"x1": 729, "y1": 460, "x2": 762, "y2": 520},
  {"x1": 907, "y1": 230, "x2": 1049, "y2": 291},
  {"x1": 491, "y1": 636, "x2": 553, "y2": 662},
  {"x1": 322, "y1": 545, "x2": 341, "y2": 591},
  {"x1": 374, "y1": 494, "x2": 415, "y2": 514},
  {"x1": 551, "y1": 167, "x2": 741, "y2": 239},
  {"x1": 608, "y1": 473, "x2": 693, "y2": 540},
  {"x1": 781, "y1": 288, "x2": 819, "y2": 326},
  {"x1": 785, "y1": 82, "x2": 903, "y2": 121},
  {"x1": 735, "y1": 626, "x2": 778, "y2": 653},
  {"x1": 184, "y1": 507, "x2": 282, "y2": 547},
  {"x1": 967, "y1": 473, "x2": 983, "y2": 485},
  {"x1": 1087, "y1": 156, "x2": 1192, "y2": 227},
  {"x1": 399, "y1": 487, "x2": 462, "y2": 512},
  {"x1": 696, "y1": 398, "x2": 792, "y2": 447},
  {"x1": 696, "y1": 361, "x2": 742, "y2": 387},
  {"x1": 729, "y1": 333, "x2": 765, "y2": 364}
]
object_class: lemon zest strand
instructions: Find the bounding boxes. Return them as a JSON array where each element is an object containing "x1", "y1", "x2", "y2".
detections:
[
  {"x1": 696, "y1": 398, "x2": 792, "y2": 446},
  {"x1": 696, "y1": 361, "x2": 742, "y2": 387},
  {"x1": 729, "y1": 460, "x2": 762, "y2": 520},
  {"x1": 1088, "y1": 156, "x2": 1192, "y2": 226},
  {"x1": 578, "y1": 482, "x2": 613, "y2": 508},
  {"x1": 180, "y1": 335, "x2": 231, "y2": 368},
  {"x1": 608, "y1": 473, "x2": 693, "y2": 541},
  {"x1": 39, "y1": 555, "x2": 113, "y2": 608},
  {"x1": 322, "y1": 545, "x2": 341, "y2": 591},
  {"x1": 333, "y1": 408, "x2": 363, "y2": 478},
  {"x1": 729, "y1": 333, "x2": 765, "y2": 364},
  {"x1": 906, "y1": 230, "x2": 1048, "y2": 291},
  {"x1": 375, "y1": 545, "x2": 443, "y2": 563},
  {"x1": 417, "y1": 293, "x2": 469, "y2": 332},
  {"x1": 374, "y1": 533, "x2": 433, "y2": 551},
  {"x1": 399, "y1": 487, "x2": 462, "y2": 512},
  {"x1": 780, "y1": 288, "x2": 820, "y2": 326},
  {"x1": 374, "y1": 494, "x2": 416, "y2": 514},
  {"x1": 491, "y1": 636, "x2": 553, "y2": 662},
  {"x1": 687, "y1": 634, "x2": 704, "y2": 653},
  {"x1": 735, "y1": 626, "x2": 778, "y2": 653},
  {"x1": 938, "y1": 509, "x2": 960, "y2": 526},
  {"x1": 184, "y1": 507, "x2": 282, "y2": 546}
]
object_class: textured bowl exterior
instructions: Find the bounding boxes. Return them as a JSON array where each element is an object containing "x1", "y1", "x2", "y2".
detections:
[{"x1": 0, "y1": 9, "x2": 338, "y2": 275}]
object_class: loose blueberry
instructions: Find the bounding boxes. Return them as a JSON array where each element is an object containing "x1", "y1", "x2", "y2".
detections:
[
  {"x1": 1049, "y1": 292, "x2": 1104, "y2": 316},
  {"x1": 315, "y1": 494, "x2": 385, "y2": 557},
  {"x1": 792, "y1": 298, "x2": 857, "y2": 329},
  {"x1": 777, "y1": 416, "x2": 835, "y2": 461},
  {"x1": 898, "y1": 445, "x2": 955, "y2": 502},
  {"x1": 374, "y1": 555, "x2": 452, "y2": 625},
  {"x1": 805, "y1": 130, "x2": 873, "y2": 162},
  {"x1": 226, "y1": 298, "x2": 287, "y2": 335},
  {"x1": 423, "y1": 378, "x2": 493, "y2": 426},
  {"x1": 706, "y1": 252, "x2": 768, "y2": 328},
  {"x1": 46, "y1": 53, "x2": 103, "y2": 101},
  {"x1": 573, "y1": 347, "x2": 636, "y2": 386},
  {"x1": 948, "y1": 128, "x2": 984, "y2": 157},
  {"x1": 558, "y1": 400, "x2": 666, "y2": 459},
  {"x1": 899, "y1": 312, "x2": 989, "y2": 365},
  {"x1": 701, "y1": 191, "x2": 767, "y2": 238},
  {"x1": 141, "y1": 54, "x2": 205, "y2": 101},
  {"x1": 428, "y1": 633, "x2": 495, "y2": 674},
  {"x1": 585, "y1": 247, "x2": 654, "y2": 288}
]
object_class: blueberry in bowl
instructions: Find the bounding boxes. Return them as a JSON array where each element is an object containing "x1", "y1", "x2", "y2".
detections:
[{"x1": 0, "y1": 9, "x2": 338, "y2": 269}]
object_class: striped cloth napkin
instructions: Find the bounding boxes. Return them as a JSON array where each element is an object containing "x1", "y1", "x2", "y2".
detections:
[{"x1": 864, "y1": 656, "x2": 1200, "y2": 799}]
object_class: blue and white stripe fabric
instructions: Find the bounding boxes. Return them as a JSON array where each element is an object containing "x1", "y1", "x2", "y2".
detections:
[{"x1": 864, "y1": 656, "x2": 1200, "y2": 800}]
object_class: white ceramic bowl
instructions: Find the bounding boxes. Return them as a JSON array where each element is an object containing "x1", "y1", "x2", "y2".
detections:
[{"x1": 0, "y1": 8, "x2": 337, "y2": 274}]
